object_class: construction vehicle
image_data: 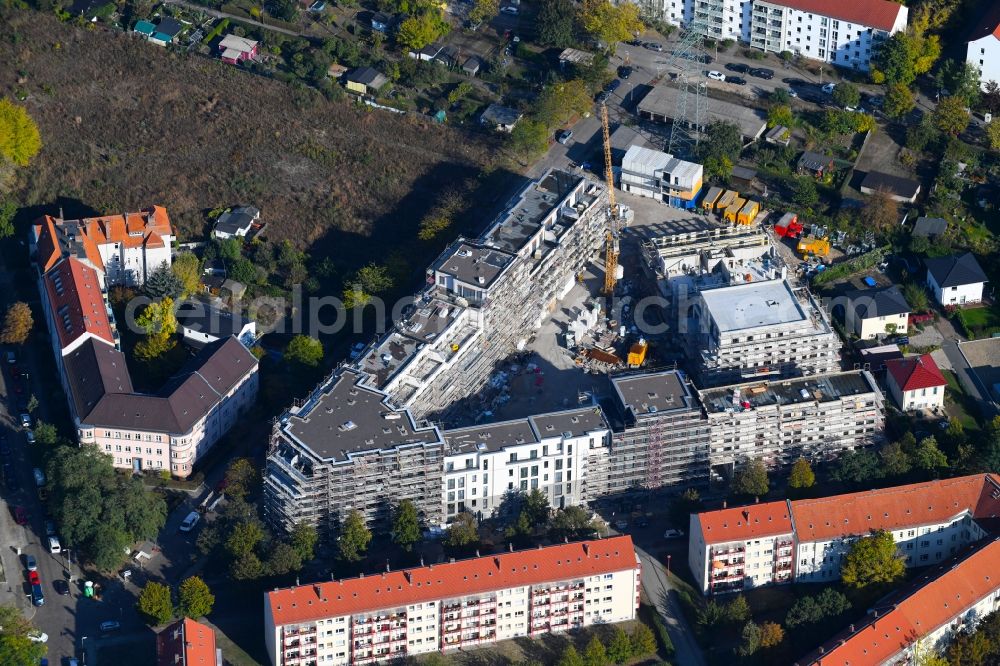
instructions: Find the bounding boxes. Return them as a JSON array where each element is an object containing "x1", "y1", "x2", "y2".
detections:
[
  {"x1": 737, "y1": 200, "x2": 760, "y2": 225},
  {"x1": 601, "y1": 103, "x2": 620, "y2": 295},
  {"x1": 774, "y1": 212, "x2": 803, "y2": 238},
  {"x1": 797, "y1": 236, "x2": 831, "y2": 257},
  {"x1": 701, "y1": 186, "x2": 722, "y2": 210},
  {"x1": 716, "y1": 189, "x2": 738, "y2": 210},
  {"x1": 627, "y1": 340, "x2": 648, "y2": 367},
  {"x1": 724, "y1": 196, "x2": 746, "y2": 223}
]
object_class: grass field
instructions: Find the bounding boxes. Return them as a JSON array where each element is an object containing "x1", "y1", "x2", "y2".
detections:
[{"x1": 0, "y1": 10, "x2": 502, "y2": 275}]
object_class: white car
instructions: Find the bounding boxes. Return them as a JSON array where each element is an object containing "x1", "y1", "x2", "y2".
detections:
[
  {"x1": 821, "y1": 82, "x2": 836, "y2": 94},
  {"x1": 48, "y1": 536, "x2": 61, "y2": 554},
  {"x1": 28, "y1": 631, "x2": 48, "y2": 643},
  {"x1": 663, "y1": 528, "x2": 686, "y2": 539},
  {"x1": 707, "y1": 70, "x2": 726, "y2": 81}
]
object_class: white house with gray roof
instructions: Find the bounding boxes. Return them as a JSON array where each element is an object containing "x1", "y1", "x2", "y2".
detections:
[{"x1": 925, "y1": 252, "x2": 988, "y2": 307}]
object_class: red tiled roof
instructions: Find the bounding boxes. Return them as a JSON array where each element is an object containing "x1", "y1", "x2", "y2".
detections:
[
  {"x1": 790, "y1": 474, "x2": 1000, "y2": 542},
  {"x1": 267, "y1": 537, "x2": 638, "y2": 626},
  {"x1": 809, "y1": 537, "x2": 1000, "y2": 666},
  {"x1": 156, "y1": 617, "x2": 217, "y2": 666},
  {"x1": 967, "y1": 1, "x2": 1000, "y2": 42},
  {"x1": 34, "y1": 216, "x2": 62, "y2": 274},
  {"x1": 43, "y1": 257, "x2": 115, "y2": 350},
  {"x1": 767, "y1": 0, "x2": 906, "y2": 32},
  {"x1": 696, "y1": 501, "x2": 793, "y2": 545},
  {"x1": 885, "y1": 354, "x2": 947, "y2": 392}
]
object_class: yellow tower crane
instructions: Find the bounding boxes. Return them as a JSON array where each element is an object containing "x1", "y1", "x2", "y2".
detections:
[{"x1": 601, "y1": 103, "x2": 619, "y2": 296}]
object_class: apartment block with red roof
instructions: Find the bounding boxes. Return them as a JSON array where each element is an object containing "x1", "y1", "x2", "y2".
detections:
[
  {"x1": 157, "y1": 617, "x2": 221, "y2": 666},
  {"x1": 690, "y1": 474, "x2": 1000, "y2": 595},
  {"x1": 803, "y1": 537, "x2": 1000, "y2": 666},
  {"x1": 884, "y1": 354, "x2": 947, "y2": 412},
  {"x1": 263, "y1": 537, "x2": 641, "y2": 666},
  {"x1": 966, "y1": 1, "x2": 1000, "y2": 91}
]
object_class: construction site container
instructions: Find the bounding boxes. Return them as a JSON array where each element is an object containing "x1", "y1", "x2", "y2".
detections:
[
  {"x1": 701, "y1": 186, "x2": 723, "y2": 210},
  {"x1": 737, "y1": 200, "x2": 760, "y2": 225},
  {"x1": 774, "y1": 212, "x2": 802, "y2": 238},
  {"x1": 627, "y1": 340, "x2": 648, "y2": 367},
  {"x1": 724, "y1": 197, "x2": 746, "y2": 223},
  {"x1": 797, "y1": 236, "x2": 831, "y2": 257},
  {"x1": 716, "y1": 190, "x2": 738, "y2": 210}
]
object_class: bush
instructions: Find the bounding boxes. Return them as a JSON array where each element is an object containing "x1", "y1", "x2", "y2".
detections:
[{"x1": 202, "y1": 18, "x2": 230, "y2": 45}]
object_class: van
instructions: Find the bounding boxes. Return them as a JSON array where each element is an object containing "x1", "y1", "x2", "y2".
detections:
[{"x1": 179, "y1": 511, "x2": 201, "y2": 533}]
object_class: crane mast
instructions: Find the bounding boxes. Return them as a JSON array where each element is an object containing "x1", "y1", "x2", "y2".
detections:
[{"x1": 601, "y1": 103, "x2": 619, "y2": 296}]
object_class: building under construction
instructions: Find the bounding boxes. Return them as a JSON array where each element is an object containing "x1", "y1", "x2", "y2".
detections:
[{"x1": 353, "y1": 169, "x2": 609, "y2": 422}]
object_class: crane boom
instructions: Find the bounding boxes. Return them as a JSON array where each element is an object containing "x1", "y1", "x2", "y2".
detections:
[{"x1": 601, "y1": 103, "x2": 619, "y2": 296}]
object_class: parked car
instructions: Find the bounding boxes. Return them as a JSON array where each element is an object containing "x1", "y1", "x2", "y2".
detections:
[
  {"x1": 48, "y1": 536, "x2": 61, "y2": 554},
  {"x1": 614, "y1": 518, "x2": 628, "y2": 530},
  {"x1": 32, "y1": 467, "x2": 45, "y2": 487},
  {"x1": 19, "y1": 413, "x2": 31, "y2": 429},
  {"x1": 31, "y1": 583, "x2": 44, "y2": 607},
  {"x1": 727, "y1": 76, "x2": 747, "y2": 85},
  {"x1": 750, "y1": 67, "x2": 774, "y2": 79},
  {"x1": 53, "y1": 579, "x2": 70, "y2": 596},
  {"x1": 695, "y1": 53, "x2": 714, "y2": 64},
  {"x1": 28, "y1": 570, "x2": 40, "y2": 586},
  {"x1": 596, "y1": 91, "x2": 611, "y2": 104},
  {"x1": 6, "y1": 351, "x2": 15, "y2": 364},
  {"x1": 25, "y1": 554, "x2": 36, "y2": 571},
  {"x1": 499, "y1": 5, "x2": 518, "y2": 14},
  {"x1": 100, "y1": 620, "x2": 121, "y2": 633},
  {"x1": 663, "y1": 528, "x2": 686, "y2": 539},
  {"x1": 27, "y1": 631, "x2": 47, "y2": 643},
  {"x1": 604, "y1": 79, "x2": 621, "y2": 93},
  {"x1": 725, "y1": 62, "x2": 749, "y2": 73},
  {"x1": 617, "y1": 65, "x2": 632, "y2": 79},
  {"x1": 556, "y1": 129, "x2": 573, "y2": 145},
  {"x1": 25, "y1": 430, "x2": 34, "y2": 445},
  {"x1": 821, "y1": 82, "x2": 836, "y2": 94},
  {"x1": 707, "y1": 70, "x2": 726, "y2": 81},
  {"x1": 179, "y1": 511, "x2": 201, "y2": 533},
  {"x1": 13, "y1": 506, "x2": 28, "y2": 526},
  {"x1": 45, "y1": 520, "x2": 56, "y2": 536},
  {"x1": 644, "y1": 42, "x2": 663, "y2": 52}
]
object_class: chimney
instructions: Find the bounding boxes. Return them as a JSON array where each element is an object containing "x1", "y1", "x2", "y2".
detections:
[
  {"x1": 755, "y1": 496, "x2": 760, "y2": 504},
  {"x1": 722, "y1": 500, "x2": 727, "y2": 509},
  {"x1": 475, "y1": 549, "x2": 480, "y2": 557},
  {"x1": 509, "y1": 543, "x2": 514, "y2": 552},
  {"x1": 849, "y1": 624, "x2": 855, "y2": 632},
  {"x1": 420, "y1": 557, "x2": 425, "y2": 566}
]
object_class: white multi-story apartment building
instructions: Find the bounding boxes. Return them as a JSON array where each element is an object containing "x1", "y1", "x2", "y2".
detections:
[
  {"x1": 264, "y1": 537, "x2": 641, "y2": 666},
  {"x1": 690, "y1": 474, "x2": 1000, "y2": 595},
  {"x1": 32, "y1": 206, "x2": 174, "y2": 286},
  {"x1": 32, "y1": 209, "x2": 258, "y2": 479},
  {"x1": 966, "y1": 3, "x2": 1000, "y2": 91},
  {"x1": 441, "y1": 408, "x2": 611, "y2": 522},
  {"x1": 805, "y1": 537, "x2": 1000, "y2": 665},
  {"x1": 690, "y1": 278, "x2": 841, "y2": 386}
]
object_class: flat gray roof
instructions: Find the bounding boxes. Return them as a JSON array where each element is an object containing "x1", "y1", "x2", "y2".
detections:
[
  {"x1": 481, "y1": 170, "x2": 584, "y2": 255},
  {"x1": 281, "y1": 370, "x2": 440, "y2": 461},
  {"x1": 445, "y1": 419, "x2": 539, "y2": 453},
  {"x1": 611, "y1": 370, "x2": 690, "y2": 416},
  {"x1": 701, "y1": 279, "x2": 806, "y2": 333},
  {"x1": 637, "y1": 85, "x2": 767, "y2": 141},
  {"x1": 434, "y1": 242, "x2": 514, "y2": 289},
  {"x1": 531, "y1": 407, "x2": 608, "y2": 439},
  {"x1": 699, "y1": 371, "x2": 878, "y2": 414}
]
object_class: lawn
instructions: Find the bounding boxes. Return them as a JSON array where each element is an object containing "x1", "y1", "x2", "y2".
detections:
[
  {"x1": 956, "y1": 305, "x2": 1000, "y2": 339},
  {"x1": 941, "y1": 368, "x2": 982, "y2": 431}
]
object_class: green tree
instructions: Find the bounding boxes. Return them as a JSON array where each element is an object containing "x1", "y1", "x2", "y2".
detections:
[
  {"x1": 695, "y1": 121, "x2": 743, "y2": 175},
  {"x1": 793, "y1": 177, "x2": 819, "y2": 207},
  {"x1": 444, "y1": 511, "x2": 479, "y2": 549},
  {"x1": 226, "y1": 520, "x2": 265, "y2": 559},
  {"x1": 730, "y1": 459, "x2": 769, "y2": 497},
  {"x1": 0, "y1": 98, "x2": 42, "y2": 167},
  {"x1": 737, "y1": 621, "x2": 762, "y2": 657},
  {"x1": 880, "y1": 440, "x2": 913, "y2": 477},
  {"x1": 987, "y1": 120, "x2": 1000, "y2": 152},
  {"x1": 884, "y1": 83, "x2": 916, "y2": 119},
  {"x1": 903, "y1": 283, "x2": 930, "y2": 312},
  {"x1": 934, "y1": 96, "x2": 970, "y2": 136},
  {"x1": 231, "y1": 552, "x2": 265, "y2": 581},
  {"x1": 832, "y1": 449, "x2": 883, "y2": 485},
  {"x1": 290, "y1": 521, "x2": 318, "y2": 562},
  {"x1": 607, "y1": 625, "x2": 633, "y2": 664},
  {"x1": 669, "y1": 488, "x2": 703, "y2": 528},
  {"x1": 0, "y1": 302, "x2": 32, "y2": 345},
  {"x1": 0, "y1": 199, "x2": 15, "y2": 239},
  {"x1": 397, "y1": 10, "x2": 449, "y2": 52},
  {"x1": 0, "y1": 604, "x2": 47, "y2": 665},
  {"x1": 579, "y1": 0, "x2": 642, "y2": 49},
  {"x1": 523, "y1": 489, "x2": 551, "y2": 526},
  {"x1": 630, "y1": 624, "x2": 657, "y2": 656},
  {"x1": 171, "y1": 252, "x2": 201, "y2": 297},
  {"x1": 391, "y1": 499, "x2": 422, "y2": 552},
  {"x1": 144, "y1": 262, "x2": 183, "y2": 300},
  {"x1": 557, "y1": 645, "x2": 584, "y2": 666},
  {"x1": 841, "y1": 530, "x2": 905, "y2": 589},
  {"x1": 549, "y1": 505, "x2": 597, "y2": 540},
  {"x1": 229, "y1": 258, "x2": 260, "y2": 286},
  {"x1": 25, "y1": 395, "x2": 38, "y2": 414},
  {"x1": 266, "y1": 541, "x2": 303, "y2": 575},
  {"x1": 33, "y1": 421, "x2": 58, "y2": 446},
  {"x1": 938, "y1": 59, "x2": 981, "y2": 108},
  {"x1": 537, "y1": 0, "x2": 576, "y2": 47},
  {"x1": 178, "y1": 576, "x2": 214, "y2": 619},
  {"x1": 285, "y1": 335, "x2": 324, "y2": 366},
  {"x1": 135, "y1": 296, "x2": 178, "y2": 361},
  {"x1": 583, "y1": 635, "x2": 608, "y2": 666},
  {"x1": 759, "y1": 621, "x2": 784, "y2": 649},
  {"x1": 726, "y1": 595, "x2": 751, "y2": 624},
  {"x1": 223, "y1": 457, "x2": 259, "y2": 502},
  {"x1": 535, "y1": 80, "x2": 593, "y2": 128},
  {"x1": 983, "y1": 80, "x2": 1000, "y2": 114},
  {"x1": 698, "y1": 599, "x2": 728, "y2": 628},
  {"x1": 468, "y1": 0, "x2": 498, "y2": 24},
  {"x1": 510, "y1": 119, "x2": 549, "y2": 160},
  {"x1": 767, "y1": 104, "x2": 793, "y2": 128},
  {"x1": 915, "y1": 435, "x2": 948, "y2": 474},
  {"x1": 137, "y1": 581, "x2": 174, "y2": 625},
  {"x1": 788, "y1": 457, "x2": 815, "y2": 489},
  {"x1": 343, "y1": 263, "x2": 393, "y2": 309},
  {"x1": 832, "y1": 82, "x2": 861, "y2": 109},
  {"x1": 217, "y1": 237, "x2": 243, "y2": 261},
  {"x1": 338, "y1": 509, "x2": 372, "y2": 562}
]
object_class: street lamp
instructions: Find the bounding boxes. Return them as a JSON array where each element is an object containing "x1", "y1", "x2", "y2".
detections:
[{"x1": 666, "y1": 554, "x2": 672, "y2": 576}]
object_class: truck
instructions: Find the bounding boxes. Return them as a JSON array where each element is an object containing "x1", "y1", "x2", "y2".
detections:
[
  {"x1": 797, "y1": 236, "x2": 831, "y2": 257},
  {"x1": 774, "y1": 212, "x2": 803, "y2": 238},
  {"x1": 701, "y1": 186, "x2": 723, "y2": 210},
  {"x1": 737, "y1": 200, "x2": 760, "y2": 225},
  {"x1": 724, "y1": 197, "x2": 747, "y2": 223}
]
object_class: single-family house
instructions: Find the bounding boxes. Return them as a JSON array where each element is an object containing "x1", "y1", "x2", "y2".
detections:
[
  {"x1": 911, "y1": 216, "x2": 947, "y2": 239},
  {"x1": 925, "y1": 252, "x2": 988, "y2": 306},
  {"x1": 176, "y1": 301, "x2": 257, "y2": 349},
  {"x1": 218, "y1": 34, "x2": 259, "y2": 64},
  {"x1": 345, "y1": 67, "x2": 388, "y2": 96},
  {"x1": 371, "y1": 11, "x2": 392, "y2": 32},
  {"x1": 842, "y1": 285, "x2": 911, "y2": 339},
  {"x1": 134, "y1": 20, "x2": 156, "y2": 39},
  {"x1": 966, "y1": 2, "x2": 1000, "y2": 91},
  {"x1": 436, "y1": 45, "x2": 459, "y2": 68},
  {"x1": 409, "y1": 42, "x2": 444, "y2": 62},
  {"x1": 480, "y1": 103, "x2": 522, "y2": 132},
  {"x1": 149, "y1": 17, "x2": 183, "y2": 45},
  {"x1": 462, "y1": 56, "x2": 481, "y2": 77},
  {"x1": 885, "y1": 354, "x2": 947, "y2": 412},
  {"x1": 860, "y1": 171, "x2": 921, "y2": 203},
  {"x1": 797, "y1": 151, "x2": 834, "y2": 178},
  {"x1": 213, "y1": 206, "x2": 260, "y2": 240}
]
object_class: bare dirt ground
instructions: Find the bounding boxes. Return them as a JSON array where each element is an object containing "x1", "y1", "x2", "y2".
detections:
[{"x1": 0, "y1": 11, "x2": 498, "y2": 251}]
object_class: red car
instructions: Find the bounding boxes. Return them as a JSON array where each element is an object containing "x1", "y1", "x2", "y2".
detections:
[
  {"x1": 13, "y1": 506, "x2": 27, "y2": 525},
  {"x1": 28, "y1": 570, "x2": 40, "y2": 586}
]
